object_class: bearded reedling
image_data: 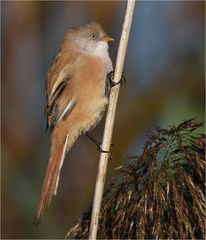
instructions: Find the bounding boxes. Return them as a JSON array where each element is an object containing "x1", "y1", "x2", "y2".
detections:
[{"x1": 34, "y1": 22, "x2": 117, "y2": 223}]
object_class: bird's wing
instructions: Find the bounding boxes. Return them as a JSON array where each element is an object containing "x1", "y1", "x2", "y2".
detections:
[{"x1": 45, "y1": 50, "x2": 77, "y2": 131}]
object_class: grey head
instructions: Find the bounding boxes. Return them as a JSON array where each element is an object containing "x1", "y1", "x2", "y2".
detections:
[{"x1": 64, "y1": 22, "x2": 114, "y2": 56}]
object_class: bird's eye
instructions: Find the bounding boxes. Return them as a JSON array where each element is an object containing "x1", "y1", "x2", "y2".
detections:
[{"x1": 91, "y1": 33, "x2": 97, "y2": 39}]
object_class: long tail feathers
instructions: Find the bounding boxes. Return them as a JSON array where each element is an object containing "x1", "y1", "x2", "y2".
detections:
[{"x1": 33, "y1": 134, "x2": 68, "y2": 226}]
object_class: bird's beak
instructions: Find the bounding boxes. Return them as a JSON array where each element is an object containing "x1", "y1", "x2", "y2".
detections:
[{"x1": 100, "y1": 36, "x2": 114, "y2": 42}]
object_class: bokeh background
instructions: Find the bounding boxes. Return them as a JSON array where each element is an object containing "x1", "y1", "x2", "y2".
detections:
[{"x1": 1, "y1": 1, "x2": 205, "y2": 238}]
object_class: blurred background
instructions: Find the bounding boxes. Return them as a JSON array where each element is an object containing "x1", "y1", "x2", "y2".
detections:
[{"x1": 1, "y1": 1, "x2": 204, "y2": 238}]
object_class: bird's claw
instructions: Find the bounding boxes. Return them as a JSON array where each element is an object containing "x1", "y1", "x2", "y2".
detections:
[
  {"x1": 107, "y1": 71, "x2": 126, "y2": 88},
  {"x1": 86, "y1": 133, "x2": 113, "y2": 160},
  {"x1": 97, "y1": 145, "x2": 113, "y2": 160}
]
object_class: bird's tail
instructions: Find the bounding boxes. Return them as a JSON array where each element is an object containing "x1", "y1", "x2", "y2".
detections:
[{"x1": 34, "y1": 133, "x2": 69, "y2": 225}]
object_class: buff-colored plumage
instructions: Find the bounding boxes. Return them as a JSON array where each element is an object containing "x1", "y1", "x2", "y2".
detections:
[{"x1": 35, "y1": 22, "x2": 113, "y2": 223}]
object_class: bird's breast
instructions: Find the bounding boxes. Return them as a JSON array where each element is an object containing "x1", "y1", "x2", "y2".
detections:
[
  {"x1": 72, "y1": 55, "x2": 110, "y2": 124},
  {"x1": 75, "y1": 55, "x2": 111, "y2": 99}
]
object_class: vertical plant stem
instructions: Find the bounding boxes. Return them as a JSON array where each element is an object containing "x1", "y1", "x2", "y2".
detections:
[{"x1": 89, "y1": 1, "x2": 136, "y2": 239}]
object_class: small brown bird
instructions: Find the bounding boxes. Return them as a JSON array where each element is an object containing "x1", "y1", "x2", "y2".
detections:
[{"x1": 35, "y1": 22, "x2": 114, "y2": 223}]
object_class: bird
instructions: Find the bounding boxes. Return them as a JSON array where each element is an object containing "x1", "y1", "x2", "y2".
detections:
[{"x1": 34, "y1": 22, "x2": 114, "y2": 224}]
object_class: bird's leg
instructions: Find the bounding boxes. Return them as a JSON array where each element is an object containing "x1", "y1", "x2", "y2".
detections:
[
  {"x1": 85, "y1": 133, "x2": 113, "y2": 159},
  {"x1": 106, "y1": 71, "x2": 126, "y2": 88},
  {"x1": 86, "y1": 133, "x2": 100, "y2": 146}
]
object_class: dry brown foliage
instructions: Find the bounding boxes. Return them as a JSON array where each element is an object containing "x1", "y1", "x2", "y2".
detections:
[{"x1": 66, "y1": 119, "x2": 205, "y2": 239}]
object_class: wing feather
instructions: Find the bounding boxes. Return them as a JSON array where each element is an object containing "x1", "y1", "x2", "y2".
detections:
[{"x1": 45, "y1": 49, "x2": 77, "y2": 131}]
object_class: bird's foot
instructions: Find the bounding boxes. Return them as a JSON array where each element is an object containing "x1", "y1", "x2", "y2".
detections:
[
  {"x1": 96, "y1": 145, "x2": 113, "y2": 160},
  {"x1": 107, "y1": 71, "x2": 126, "y2": 88},
  {"x1": 86, "y1": 133, "x2": 113, "y2": 160}
]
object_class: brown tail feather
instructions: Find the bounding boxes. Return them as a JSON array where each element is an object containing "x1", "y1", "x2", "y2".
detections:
[{"x1": 34, "y1": 134, "x2": 68, "y2": 225}]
